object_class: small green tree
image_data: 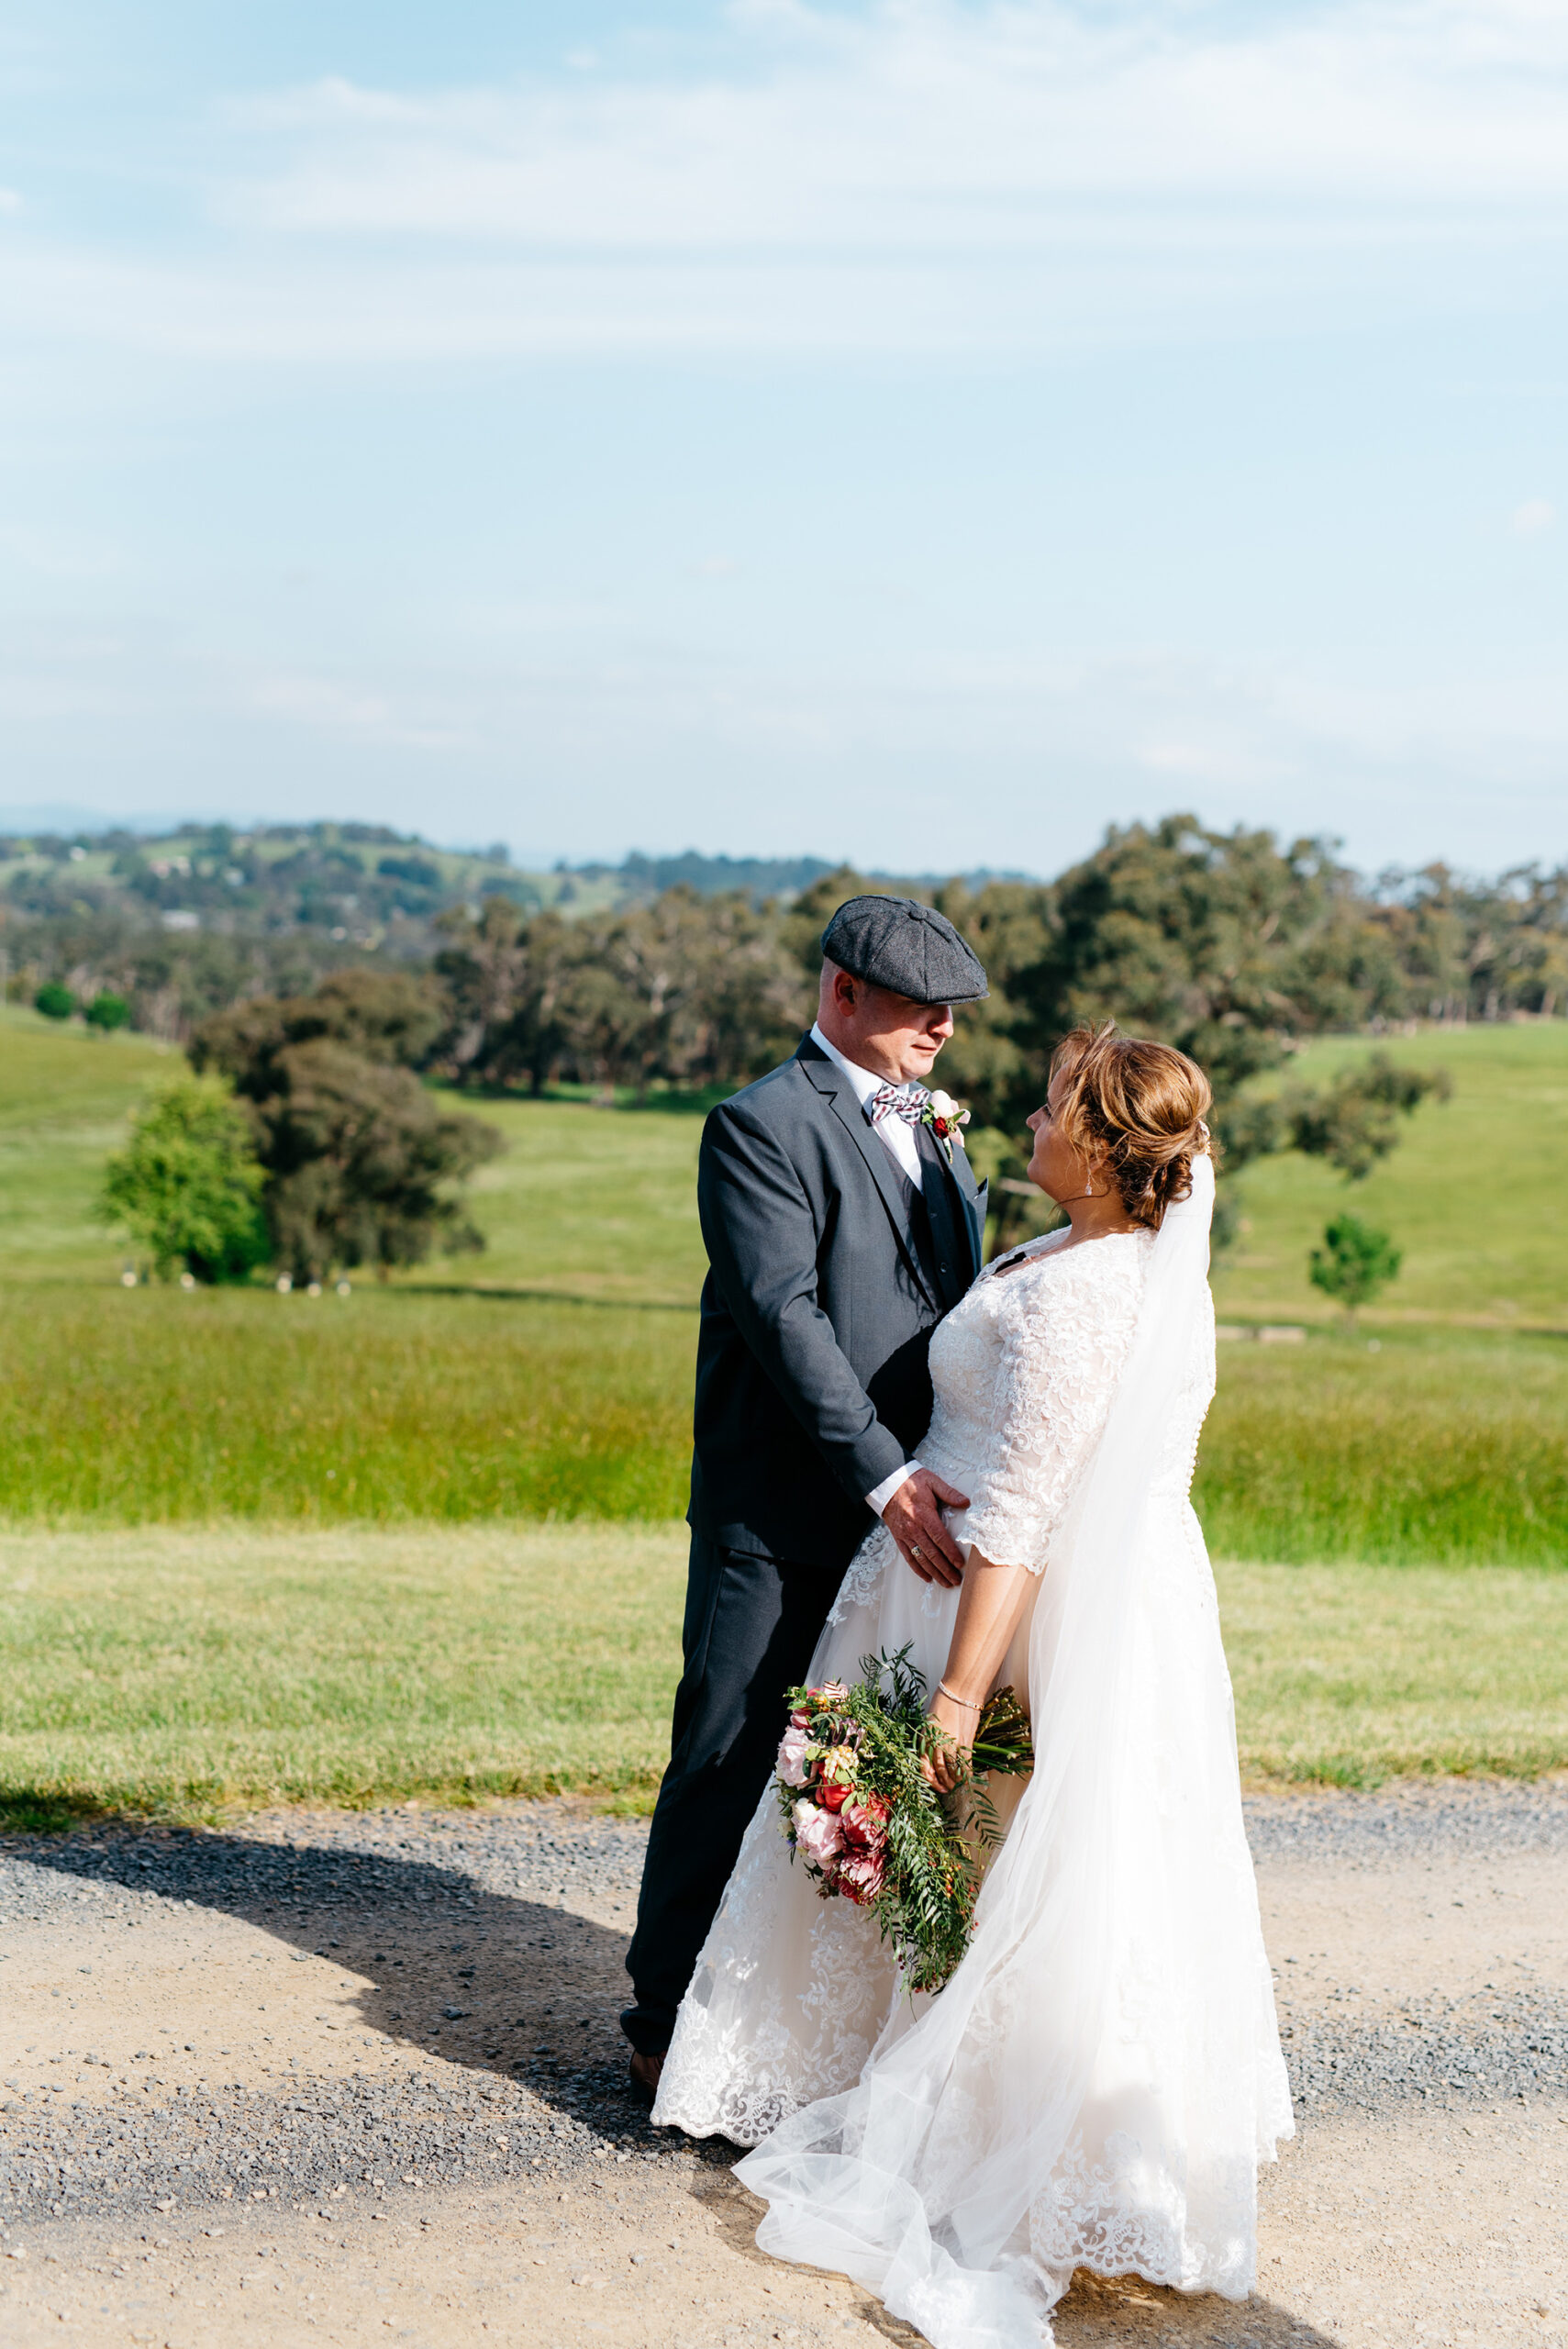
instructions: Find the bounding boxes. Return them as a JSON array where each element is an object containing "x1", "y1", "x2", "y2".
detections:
[
  {"x1": 101, "y1": 1079, "x2": 269, "y2": 1283},
  {"x1": 35, "y1": 982, "x2": 74, "y2": 1020},
  {"x1": 1308, "y1": 1213, "x2": 1401, "y2": 1328},
  {"x1": 85, "y1": 991, "x2": 131, "y2": 1033}
]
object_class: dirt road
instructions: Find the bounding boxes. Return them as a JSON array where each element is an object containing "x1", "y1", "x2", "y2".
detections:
[{"x1": 2, "y1": 1783, "x2": 1563, "y2": 2349}]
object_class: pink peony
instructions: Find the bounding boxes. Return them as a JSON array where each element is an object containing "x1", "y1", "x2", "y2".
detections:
[
  {"x1": 840, "y1": 1795, "x2": 890, "y2": 1851},
  {"x1": 835, "y1": 1848, "x2": 886, "y2": 1905},
  {"x1": 776, "y1": 1723, "x2": 812, "y2": 1787},
  {"x1": 792, "y1": 1798, "x2": 844, "y2": 1866}
]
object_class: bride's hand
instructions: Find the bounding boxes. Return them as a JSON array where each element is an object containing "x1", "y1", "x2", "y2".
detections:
[{"x1": 921, "y1": 1689, "x2": 976, "y2": 1793}]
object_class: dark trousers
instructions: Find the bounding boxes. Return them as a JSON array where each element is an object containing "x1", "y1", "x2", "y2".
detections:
[{"x1": 621, "y1": 1530, "x2": 841, "y2": 2058}]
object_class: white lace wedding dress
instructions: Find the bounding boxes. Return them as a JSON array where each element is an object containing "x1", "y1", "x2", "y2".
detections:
[{"x1": 654, "y1": 1159, "x2": 1293, "y2": 2347}]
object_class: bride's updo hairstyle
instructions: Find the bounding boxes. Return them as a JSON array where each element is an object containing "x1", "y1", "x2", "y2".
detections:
[{"x1": 1049, "y1": 1023, "x2": 1216, "y2": 1231}]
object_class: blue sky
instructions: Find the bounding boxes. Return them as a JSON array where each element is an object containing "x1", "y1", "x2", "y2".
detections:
[{"x1": 2, "y1": 0, "x2": 1565, "y2": 875}]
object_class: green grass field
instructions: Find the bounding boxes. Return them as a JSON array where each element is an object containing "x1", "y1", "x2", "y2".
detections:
[
  {"x1": 2, "y1": 1001, "x2": 1565, "y2": 1800},
  {"x1": 0, "y1": 1526, "x2": 1560, "y2": 1826},
  {"x1": 0, "y1": 1285, "x2": 693, "y2": 1522},
  {"x1": 2, "y1": 1003, "x2": 1566, "y2": 1560}
]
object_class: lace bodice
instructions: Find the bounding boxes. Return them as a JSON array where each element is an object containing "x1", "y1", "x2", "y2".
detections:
[{"x1": 927, "y1": 1226, "x2": 1156, "y2": 1572}]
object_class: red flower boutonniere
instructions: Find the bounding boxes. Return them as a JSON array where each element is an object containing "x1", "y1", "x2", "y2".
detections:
[{"x1": 920, "y1": 1090, "x2": 971, "y2": 1165}]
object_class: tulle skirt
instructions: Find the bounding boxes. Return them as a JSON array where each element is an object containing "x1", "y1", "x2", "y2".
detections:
[{"x1": 653, "y1": 1497, "x2": 1293, "y2": 2348}]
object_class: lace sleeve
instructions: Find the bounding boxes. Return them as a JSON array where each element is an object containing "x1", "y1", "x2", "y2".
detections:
[{"x1": 956, "y1": 1242, "x2": 1147, "y2": 1575}]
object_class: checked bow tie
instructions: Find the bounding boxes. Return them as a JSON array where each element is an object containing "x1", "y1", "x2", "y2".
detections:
[{"x1": 867, "y1": 1082, "x2": 930, "y2": 1128}]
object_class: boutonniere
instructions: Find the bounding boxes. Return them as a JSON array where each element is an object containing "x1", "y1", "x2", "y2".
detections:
[{"x1": 920, "y1": 1090, "x2": 971, "y2": 1163}]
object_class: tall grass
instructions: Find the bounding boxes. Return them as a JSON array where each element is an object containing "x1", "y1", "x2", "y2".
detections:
[
  {"x1": 3, "y1": 1290, "x2": 1563, "y2": 1562},
  {"x1": 1195, "y1": 1328, "x2": 1568, "y2": 1564},
  {"x1": 0, "y1": 1287, "x2": 693, "y2": 1523}
]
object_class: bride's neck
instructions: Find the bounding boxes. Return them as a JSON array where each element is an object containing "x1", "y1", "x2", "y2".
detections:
[{"x1": 1056, "y1": 1185, "x2": 1140, "y2": 1245}]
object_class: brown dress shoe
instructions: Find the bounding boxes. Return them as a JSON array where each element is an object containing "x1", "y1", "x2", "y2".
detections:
[{"x1": 628, "y1": 2050, "x2": 664, "y2": 2104}]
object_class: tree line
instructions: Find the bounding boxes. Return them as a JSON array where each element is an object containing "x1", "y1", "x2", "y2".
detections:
[
  {"x1": 102, "y1": 814, "x2": 1551, "y2": 1281},
  {"x1": 430, "y1": 820, "x2": 1564, "y2": 1119}
]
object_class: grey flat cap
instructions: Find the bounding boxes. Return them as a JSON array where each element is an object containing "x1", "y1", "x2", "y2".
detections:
[{"x1": 821, "y1": 895, "x2": 988, "y2": 1005}]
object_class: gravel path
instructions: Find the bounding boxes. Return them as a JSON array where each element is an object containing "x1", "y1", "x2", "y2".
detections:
[
  {"x1": 0, "y1": 1802, "x2": 682, "y2": 2214},
  {"x1": 1, "y1": 1784, "x2": 1564, "y2": 2348}
]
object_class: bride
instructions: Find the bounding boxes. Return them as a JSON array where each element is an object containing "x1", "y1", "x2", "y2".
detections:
[{"x1": 652, "y1": 1023, "x2": 1294, "y2": 2347}]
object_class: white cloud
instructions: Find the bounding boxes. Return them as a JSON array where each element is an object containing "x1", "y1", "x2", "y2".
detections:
[
  {"x1": 230, "y1": 0, "x2": 1568, "y2": 250},
  {"x1": 0, "y1": 1, "x2": 1562, "y2": 369},
  {"x1": 1510, "y1": 497, "x2": 1556, "y2": 535}
]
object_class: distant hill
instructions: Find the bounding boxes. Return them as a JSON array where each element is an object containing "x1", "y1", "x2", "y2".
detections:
[
  {"x1": 0, "y1": 819, "x2": 1033, "y2": 947},
  {"x1": 0, "y1": 819, "x2": 1032, "y2": 1038},
  {"x1": 579, "y1": 849, "x2": 1036, "y2": 901}
]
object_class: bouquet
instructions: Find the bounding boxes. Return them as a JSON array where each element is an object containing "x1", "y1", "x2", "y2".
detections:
[{"x1": 774, "y1": 1645, "x2": 1034, "y2": 1995}]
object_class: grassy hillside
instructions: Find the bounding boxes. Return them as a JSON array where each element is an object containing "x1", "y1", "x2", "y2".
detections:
[
  {"x1": 1213, "y1": 1023, "x2": 1568, "y2": 1329},
  {"x1": 10, "y1": 1002, "x2": 1566, "y2": 1325},
  {"x1": 0, "y1": 1000, "x2": 711, "y2": 1300},
  {"x1": 0, "y1": 1006, "x2": 178, "y2": 1281}
]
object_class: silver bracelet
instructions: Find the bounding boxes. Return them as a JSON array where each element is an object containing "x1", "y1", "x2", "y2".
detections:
[{"x1": 937, "y1": 1681, "x2": 982, "y2": 1713}]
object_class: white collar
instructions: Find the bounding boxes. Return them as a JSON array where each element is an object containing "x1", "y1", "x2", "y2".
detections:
[{"x1": 809, "y1": 1021, "x2": 903, "y2": 1108}]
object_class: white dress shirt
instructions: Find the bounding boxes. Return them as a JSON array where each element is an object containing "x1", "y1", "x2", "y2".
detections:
[
  {"x1": 808, "y1": 1020, "x2": 925, "y2": 1516},
  {"x1": 808, "y1": 1021, "x2": 923, "y2": 1185}
]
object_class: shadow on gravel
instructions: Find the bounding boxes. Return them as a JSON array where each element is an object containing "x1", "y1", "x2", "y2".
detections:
[
  {"x1": 17, "y1": 1820, "x2": 659, "y2": 2144},
  {"x1": 1053, "y1": 2267, "x2": 1342, "y2": 2345},
  {"x1": 11, "y1": 1827, "x2": 1347, "y2": 2344}
]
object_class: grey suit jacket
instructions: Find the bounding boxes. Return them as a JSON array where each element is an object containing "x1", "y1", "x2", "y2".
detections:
[{"x1": 688, "y1": 1036, "x2": 987, "y2": 1572}]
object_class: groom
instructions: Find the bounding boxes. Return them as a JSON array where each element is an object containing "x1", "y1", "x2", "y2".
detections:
[{"x1": 622, "y1": 894, "x2": 990, "y2": 2095}]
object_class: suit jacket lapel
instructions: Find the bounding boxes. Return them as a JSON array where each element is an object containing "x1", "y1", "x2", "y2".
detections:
[{"x1": 795, "y1": 1041, "x2": 940, "y2": 1310}]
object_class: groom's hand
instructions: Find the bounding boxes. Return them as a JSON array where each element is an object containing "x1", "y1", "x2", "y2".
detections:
[{"x1": 882, "y1": 1469, "x2": 970, "y2": 1587}]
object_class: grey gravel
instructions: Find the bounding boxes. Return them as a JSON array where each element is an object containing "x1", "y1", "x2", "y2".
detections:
[
  {"x1": 3, "y1": 1783, "x2": 1566, "y2": 2228},
  {"x1": 0, "y1": 1803, "x2": 716, "y2": 2225},
  {"x1": 1242, "y1": 1778, "x2": 1568, "y2": 1867}
]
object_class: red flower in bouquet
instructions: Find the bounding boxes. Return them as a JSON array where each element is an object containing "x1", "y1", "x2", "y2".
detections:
[{"x1": 814, "y1": 1742, "x2": 860, "y2": 1810}]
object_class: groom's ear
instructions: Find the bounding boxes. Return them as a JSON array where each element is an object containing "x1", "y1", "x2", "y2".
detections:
[{"x1": 823, "y1": 962, "x2": 858, "y2": 1014}]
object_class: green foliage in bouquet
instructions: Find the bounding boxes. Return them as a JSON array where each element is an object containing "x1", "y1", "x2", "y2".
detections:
[{"x1": 775, "y1": 1645, "x2": 1034, "y2": 1997}]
